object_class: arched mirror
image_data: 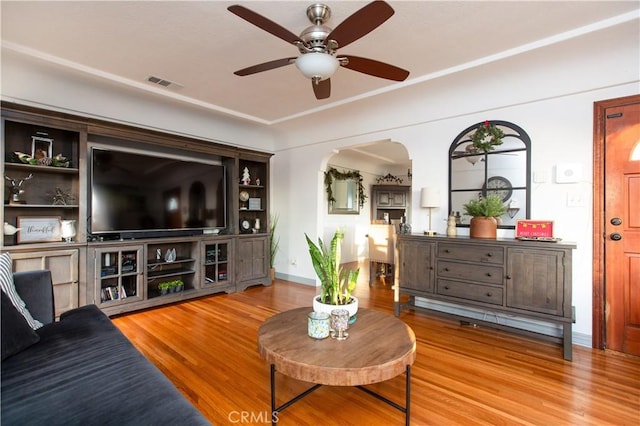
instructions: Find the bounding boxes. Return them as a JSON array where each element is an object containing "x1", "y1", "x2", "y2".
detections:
[{"x1": 449, "y1": 120, "x2": 531, "y2": 228}]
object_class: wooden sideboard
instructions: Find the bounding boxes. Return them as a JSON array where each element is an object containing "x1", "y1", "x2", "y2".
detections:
[{"x1": 396, "y1": 234, "x2": 576, "y2": 360}]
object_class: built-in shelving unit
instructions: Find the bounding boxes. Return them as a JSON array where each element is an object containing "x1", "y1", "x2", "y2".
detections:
[
  {"x1": 238, "y1": 157, "x2": 269, "y2": 235},
  {"x1": 1, "y1": 102, "x2": 272, "y2": 317},
  {"x1": 2, "y1": 115, "x2": 84, "y2": 246}
]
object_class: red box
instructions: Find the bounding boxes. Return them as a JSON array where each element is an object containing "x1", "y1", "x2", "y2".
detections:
[{"x1": 516, "y1": 220, "x2": 554, "y2": 239}]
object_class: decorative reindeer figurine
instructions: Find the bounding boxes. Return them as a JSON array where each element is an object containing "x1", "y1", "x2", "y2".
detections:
[{"x1": 5, "y1": 174, "x2": 33, "y2": 204}]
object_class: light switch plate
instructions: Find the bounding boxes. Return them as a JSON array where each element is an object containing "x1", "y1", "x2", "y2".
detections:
[{"x1": 533, "y1": 170, "x2": 548, "y2": 183}]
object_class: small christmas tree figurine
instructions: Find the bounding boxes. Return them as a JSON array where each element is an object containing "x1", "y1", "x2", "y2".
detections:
[{"x1": 241, "y1": 167, "x2": 251, "y2": 185}]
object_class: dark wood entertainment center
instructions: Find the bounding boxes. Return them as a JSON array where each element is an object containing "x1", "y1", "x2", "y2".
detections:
[{"x1": 1, "y1": 102, "x2": 272, "y2": 316}]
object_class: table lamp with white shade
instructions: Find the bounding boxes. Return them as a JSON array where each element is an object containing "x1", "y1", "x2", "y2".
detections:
[
  {"x1": 420, "y1": 187, "x2": 440, "y2": 236},
  {"x1": 60, "y1": 220, "x2": 76, "y2": 243}
]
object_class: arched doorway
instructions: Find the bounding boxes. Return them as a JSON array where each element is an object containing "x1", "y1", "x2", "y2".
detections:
[{"x1": 321, "y1": 139, "x2": 412, "y2": 294}]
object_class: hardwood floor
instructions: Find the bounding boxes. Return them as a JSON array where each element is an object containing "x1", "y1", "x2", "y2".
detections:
[{"x1": 112, "y1": 270, "x2": 640, "y2": 425}]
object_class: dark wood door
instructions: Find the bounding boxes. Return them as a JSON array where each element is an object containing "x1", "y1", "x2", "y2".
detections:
[{"x1": 604, "y1": 101, "x2": 640, "y2": 356}]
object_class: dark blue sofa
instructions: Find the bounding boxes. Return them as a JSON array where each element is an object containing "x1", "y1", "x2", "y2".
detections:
[{"x1": 1, "y1": 270, "x2": 210, "y2": 425}]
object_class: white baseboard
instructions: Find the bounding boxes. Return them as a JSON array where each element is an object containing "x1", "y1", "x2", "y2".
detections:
[{"x1": 274, "y1": 272, "x2": 316, "y2": 286}]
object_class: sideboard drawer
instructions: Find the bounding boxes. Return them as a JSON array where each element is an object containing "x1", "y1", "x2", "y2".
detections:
[
  {"x1": 437, "y1": 260, "x2": 504, "y2": 285},
  {"x1": 437, "y1": 243, "x2": 504, "y2": 264},
  {"x1": 437, "y1": 279, "x2": 503, "y2": 305}
]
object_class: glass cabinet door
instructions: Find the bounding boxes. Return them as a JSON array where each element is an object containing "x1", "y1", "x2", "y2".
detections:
[
  {"x1": 203, "y1": 240, "x2": 233, "y2": 286},
  {"x1": 95, "y1": 246, "x2": 143, "y2": 305}
]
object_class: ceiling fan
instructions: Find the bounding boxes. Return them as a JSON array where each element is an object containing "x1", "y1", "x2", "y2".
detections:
[{"x1": 227, "y1": 1, "x2": 410, "y2": 100}]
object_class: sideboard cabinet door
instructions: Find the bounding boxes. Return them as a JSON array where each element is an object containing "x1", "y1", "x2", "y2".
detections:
[
  {"x1": 398, "y1": 240, "x2": 435, "y2": 293},
  {"x1": 506, "y1": 248, "x2": 565, "y2": 316}
]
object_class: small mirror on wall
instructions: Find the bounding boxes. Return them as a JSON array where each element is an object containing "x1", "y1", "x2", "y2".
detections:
[
  {"x1": 325, "y1": 167, "x2": 366, "y2": 215},
  {"x1": 329, "y1": 179, "x2": 359, "y2": 214}
]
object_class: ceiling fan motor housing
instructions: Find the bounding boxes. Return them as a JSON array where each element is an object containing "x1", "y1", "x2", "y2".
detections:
[{"x1": 299, "y1": 24, "x2": 332, "y2": 51}]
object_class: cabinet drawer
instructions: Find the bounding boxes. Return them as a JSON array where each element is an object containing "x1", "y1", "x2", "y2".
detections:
[
  {"x1": 437, "y1": 243, "x2": 504, "y2": 265},
  {"x1": 437, "y1": 260, "x2": 504, "y2": 285},
  {"x1": 437, "y1": 279, "x2": 503, "y2": 305}
]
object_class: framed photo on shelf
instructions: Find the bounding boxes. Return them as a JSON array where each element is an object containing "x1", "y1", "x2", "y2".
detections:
[
  {"x1": 17, "y1": 216, "x2": 61, "y2": 244},
  {"x1": 31, "y1": 134, "x2": 53, "y2": 160}
]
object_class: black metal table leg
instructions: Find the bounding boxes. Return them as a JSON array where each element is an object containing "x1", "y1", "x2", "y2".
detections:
[
  {"x1": 270, "y1": 363, "x2": 411, "y2": 425},
  {"x1": 270, "y1": 364, "x2": 276, "y2": 426},
  {"x1": 270, "y1": 364, "x2": 322, "y2": 424},
  {"x1": 406, "y1": 365, "x2": 411, "y2": 426}
]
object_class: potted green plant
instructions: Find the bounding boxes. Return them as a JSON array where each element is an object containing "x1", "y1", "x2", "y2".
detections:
[
  {"x1": 174, "y1": 279, "x2": 184, "y2": 292},
  {"x1": 269, "y1": 213, "x2": 280, "y2": 281},
  {"x1": 305, "y1": 229, "x2": 359, "y2": 319},
  {"x1": 158, "y1": 282, "x2": 170, "y2": 295},
  {"x1": 463, "y1": 194, "x2": 507, "y2": 239}
]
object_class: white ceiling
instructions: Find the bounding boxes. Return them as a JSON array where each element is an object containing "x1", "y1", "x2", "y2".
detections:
[{"x1": 2, "y1": 0, "x2": 637, "y2": 128}]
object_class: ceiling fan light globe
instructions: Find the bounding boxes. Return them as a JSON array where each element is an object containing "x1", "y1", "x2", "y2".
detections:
[{"x1": 295, "y1": 53, "x2": 339, "y2": 81}]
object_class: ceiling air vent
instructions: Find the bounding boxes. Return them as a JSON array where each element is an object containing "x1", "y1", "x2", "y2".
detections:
[{"x1": 146, "y1": 75, "x2": 183, "y2": 89}]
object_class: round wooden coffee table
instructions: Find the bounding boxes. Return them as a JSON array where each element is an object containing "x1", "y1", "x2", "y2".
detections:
[{"x1": 258, "y1": 307, "x2": 416, "y2": 425}]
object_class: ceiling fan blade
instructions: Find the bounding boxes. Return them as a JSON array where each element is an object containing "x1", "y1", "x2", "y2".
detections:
[
  {"x1": 326, "y1": 1, "x2": 394, "y2": 49},
  {"x1": 340, "y1": 55, "x2": 409, "y2": 81},
  {"x1": 313, "y1": 79, "x2": 331, "y2": 100},
  {"x1": 234, "y1": 58, "x2": 296, "y2": 76},
  {"x1": 228, "y1": 5, "x2": 302, "y2": 45}
]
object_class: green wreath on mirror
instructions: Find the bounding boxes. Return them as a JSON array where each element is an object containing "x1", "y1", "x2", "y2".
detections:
[
  {"x1": 471, "y1": 120, "x2": 505, "y2": 152},
  {"x1": 324, "y1": 167, "x2": 367, "y2": 209}
]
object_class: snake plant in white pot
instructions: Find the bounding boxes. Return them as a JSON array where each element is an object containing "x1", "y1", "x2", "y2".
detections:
[{"x1": 305, "y1": 229, "x2": 359, "y2": 320}]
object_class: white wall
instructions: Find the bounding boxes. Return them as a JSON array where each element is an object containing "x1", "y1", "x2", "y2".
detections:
[
  {"x1": 270, "y1": 19, "x2": 640, "y2": 340},
  {"x1": 1, "y1": 49, "x2": 276, "y2": 152}
]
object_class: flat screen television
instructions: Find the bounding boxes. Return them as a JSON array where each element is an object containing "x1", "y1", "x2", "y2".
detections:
[{"x1": 89, "y1": 147, "x2": 227, "y2": 238}]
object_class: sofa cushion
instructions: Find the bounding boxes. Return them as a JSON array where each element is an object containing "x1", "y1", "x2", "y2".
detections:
[
  {"x1": 0, "y1": 253, "x2": 43, "y2": 330},
  {"x1": 1, "y1": 290, "x2": 40, "y2": 360}
]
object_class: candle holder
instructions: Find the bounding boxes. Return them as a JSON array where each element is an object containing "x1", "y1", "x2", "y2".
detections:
[
  {"x1": 307, "y1": 311, "x2": 330, "y2": 339},
  {"x1": 330, "y1": 309, "x2": 350, "y2": 340}
]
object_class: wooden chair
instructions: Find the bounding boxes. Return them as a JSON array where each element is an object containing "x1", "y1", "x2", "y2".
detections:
[{"x1": 367, "y1": 224, "x2": 396, "y2": 285}]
